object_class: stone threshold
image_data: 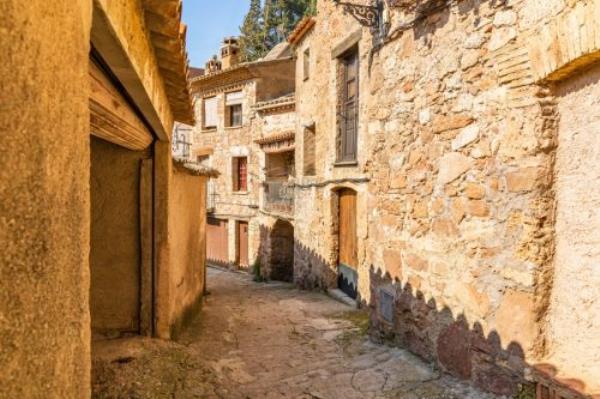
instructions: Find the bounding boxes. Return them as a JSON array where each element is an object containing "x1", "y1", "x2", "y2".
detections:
[{"x1": 327, "y1": 288, "x2": 358, "y2": 308}]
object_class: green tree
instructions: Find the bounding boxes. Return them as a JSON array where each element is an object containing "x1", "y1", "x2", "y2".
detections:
[
  {"x1": 240, "y1": 0, "x2": 316, "y2": 61},
  {"x1": 239, "y1": 0, "x2": 266, "y2": 61}
]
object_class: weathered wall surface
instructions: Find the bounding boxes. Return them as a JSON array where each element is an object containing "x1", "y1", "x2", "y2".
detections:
[
  {"x1": 294, "y1": 0, "x2": 600, "y2": 395},
  {"x1": 292, "y1": 5, "x2": 370, "y2": 296},
  {"x1": 168, "y1": 166, "x2": 207, "y2": 337},
  {"x1": 0, "y1": 0, "x2": 93, "y2": 397},
  {"x1": 548, "y1": 62, "x2": 600, "y2": 392},
  {"x1": 90, "y1": 137, "x2": 148, "y2": 336},
  {"x1": 364, "y1": 0, "x2": 600, "y2": 396}
]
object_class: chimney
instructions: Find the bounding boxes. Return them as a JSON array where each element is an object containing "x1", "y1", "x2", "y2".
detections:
[
  {"x1": 205, "y1": 55, "x2": 221, "y2": 74},
  {"x1": 220, "y1": 37, "x2": 240, "y2": 69}
]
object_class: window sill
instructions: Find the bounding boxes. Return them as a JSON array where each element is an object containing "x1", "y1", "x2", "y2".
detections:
[
  {"x1": 333, "y1": 160, "x2": 358, "y2": 167},
  {"x1": 232, "y1": 191, "x2": 249, "y2": 195},
  {"x1": 224, "y1": 125, "x2": 243, "y2": 130}
]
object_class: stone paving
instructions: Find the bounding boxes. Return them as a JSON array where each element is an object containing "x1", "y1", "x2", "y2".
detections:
[{"x1": 92, "y1": 267, "x2": 499, "y2": 398}]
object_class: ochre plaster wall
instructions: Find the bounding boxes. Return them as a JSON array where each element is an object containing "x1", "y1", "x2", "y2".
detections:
[
  {"x1": 0, "y1": 0, "x2": 93, "y2": 397},
  {"x1": 90, "y1": 137, "x2": 148, "y2": 337},
  {"x1": 168, "y1": 167, "x2": 207, "y2": 337}
]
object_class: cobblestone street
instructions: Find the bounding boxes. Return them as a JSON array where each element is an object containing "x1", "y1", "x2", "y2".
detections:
[{"x1": 92, "y1": 268, "x2": 496, "y2": 398}]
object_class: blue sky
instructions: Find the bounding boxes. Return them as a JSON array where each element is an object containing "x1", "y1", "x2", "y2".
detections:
[{"x1": 182, "y1": 0, "x2": 249, "y2": 68}]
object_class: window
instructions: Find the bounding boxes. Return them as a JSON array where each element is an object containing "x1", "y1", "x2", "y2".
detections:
[
  {"x1": 303, "y1": 48, "x2": 310, "y2": 81},
  {"x1": 233, "y1": 157, "x2": 248, "y2": 192},
  {"x1": 337, "y1": 48, "x2": 359, "y2": 163},
  {"x1": 303, "y1": 125, "x2": 316, "y2": 176},
  {"x1": 203, "y1": 96, "x2": 218, "y2": 129},
  {"x1": 225, "y1": 91, "x2": 243, "y2": 127}
]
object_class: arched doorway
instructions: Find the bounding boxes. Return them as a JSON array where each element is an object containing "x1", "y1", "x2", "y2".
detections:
[
  {"x1": 337, "y1": 188, "x2": 357, "y2": 299},
  {"x1": 269, "y1": 219, "x2": 294, "y2": 282}
]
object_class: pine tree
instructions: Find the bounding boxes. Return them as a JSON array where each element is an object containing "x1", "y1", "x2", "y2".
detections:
[{"x1": 239, "y1": 0, "x2": 266, "y2": 62}]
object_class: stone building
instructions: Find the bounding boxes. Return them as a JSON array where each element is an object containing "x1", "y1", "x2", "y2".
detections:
[
  {"x1": 190, "y1": 38, "x2": 295, "y2": 272},
  {"x1": 289, "y1": 1, "x2": 600, "y2": 397},
  {"x1": 0, "y1": 0, "x2": 213, "y2": 396}
]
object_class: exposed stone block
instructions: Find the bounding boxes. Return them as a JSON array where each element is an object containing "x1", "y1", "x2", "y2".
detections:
[{"x1": 437, "y1": 153, "x2": 472, "y2": 185}]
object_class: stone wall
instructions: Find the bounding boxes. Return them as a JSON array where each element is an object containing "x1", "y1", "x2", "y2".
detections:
[
  {"x1": 192, "y1": 81, "x2": 260, "y2": 267},
  {"x1": 293, "y1": 0, "x2": 600, "y2": 396},
  {"x1": 292, "y1": 6, "x2": 371, "y2": 297},
  {"x1": 0, "y1": 0, "x2": 93, "y2": 397},
  {"x1": 364, "y1": 0, "x2": 600, "y2": 396}
]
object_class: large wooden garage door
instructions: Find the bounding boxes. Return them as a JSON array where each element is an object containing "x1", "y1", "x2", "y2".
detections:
[{"x1": 207, "y1": 218, "x2": 229, "y2": 266}]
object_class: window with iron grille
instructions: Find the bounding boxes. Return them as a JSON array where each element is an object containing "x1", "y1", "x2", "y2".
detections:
[
  {"x1": 233, "y1": 156, "x2": 248, "y2": 192},
  {"x1": 337, "y1": 47, "x2": 359, "y2": 163}
]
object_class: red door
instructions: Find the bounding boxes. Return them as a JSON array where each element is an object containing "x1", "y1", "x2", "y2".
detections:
[{"x1": 207, "y1": 218, "x2": 228, "y2": 266}]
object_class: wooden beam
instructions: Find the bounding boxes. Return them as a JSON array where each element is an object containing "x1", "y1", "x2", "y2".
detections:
[{"x1": 89, "y1": 59, "x2": 154, "y2": 151}]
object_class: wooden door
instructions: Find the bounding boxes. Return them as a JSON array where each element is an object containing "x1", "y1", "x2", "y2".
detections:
[
  {"x1": 338, "y1": 189, "x2": 358, "y2": 299},
  {"x1": 237, "y1": 221, "x2": 249, "y2": 268},
  {"x1": 339, "y1": 189, "x2": 357, "y2": 268},
  {"x1": 207, "y1": 218, "x2": 228, "y2": 266}
]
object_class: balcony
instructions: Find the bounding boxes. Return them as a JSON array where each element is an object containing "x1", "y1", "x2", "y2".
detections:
[{"x1": 263, "y1": 180, "x2": 294, "y2": 215}]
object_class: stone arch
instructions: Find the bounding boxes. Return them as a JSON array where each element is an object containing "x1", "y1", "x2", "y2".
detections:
[{"x1": 268, "y1": 219, "x2": 295, "y2": 282}]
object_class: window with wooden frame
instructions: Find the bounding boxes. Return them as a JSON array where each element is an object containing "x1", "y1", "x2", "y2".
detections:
[
  {"x1": 303, "y1": 48, "x2": 310, "y2": 81},
  {"x1": 336, "y1": 47, "x2": 359, "y2": 163},
  {"x1": 202, "y1": 96, "x2": 218, "y2": 130},
  {"x1": 232, "y1": 156, "x2": 248, "y2": 192},
  {"x1": 225, "y1": 91, "x2": 243, "y2": 127}
]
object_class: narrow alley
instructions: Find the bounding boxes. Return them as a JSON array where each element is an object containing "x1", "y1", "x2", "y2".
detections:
[{"x1": 92, "y1": 268, "x2": 493, "y2": 399}]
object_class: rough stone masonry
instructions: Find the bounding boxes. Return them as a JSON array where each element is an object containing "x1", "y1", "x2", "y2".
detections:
[{"x1": 289, "y1": 0, "x2": 600, "y2": 397}]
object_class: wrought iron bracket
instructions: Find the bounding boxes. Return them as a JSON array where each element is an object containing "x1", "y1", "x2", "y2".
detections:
[{"x1": 332, "y1": 0, "x2": 390, "y2": 44}]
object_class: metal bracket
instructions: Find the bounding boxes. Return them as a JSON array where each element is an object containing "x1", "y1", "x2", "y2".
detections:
[{"x1": 332, "y1": 0, "x2": 389, "y2": 44}]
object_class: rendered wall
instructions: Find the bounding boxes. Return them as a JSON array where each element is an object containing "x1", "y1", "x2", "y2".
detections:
[
  {"x1": 548, "y1": 63, "x2": 600, "y2": 393},
  {"x1": 90, "y1": 137, "x2": 148, "y2": 337},
  {"x1": 168, "y1": 166, "x2": 207, "y2": 338},
  {"x1": 0, "y1": 0, "x2": 93, "y2": 397}
]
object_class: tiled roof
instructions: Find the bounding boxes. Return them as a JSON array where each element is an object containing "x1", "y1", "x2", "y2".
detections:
[
  {"x1": 142, "y1": 0, "x2": 195, "y2": 125},
  {"x1": 190, "y1": 57, "x2": 294, "y2": 93},
  {"x1": 288, "y1": 16, "x2": 316, "y2": 45},
  {"x1": 254, "y1": 94, "x2": 295, "y2": 113},
  {"x1": 255, "y1": 130, "x2": 295, "y2": 145}
]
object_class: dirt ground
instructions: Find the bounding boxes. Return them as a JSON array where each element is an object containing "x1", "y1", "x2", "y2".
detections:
[{"x1": 92, "y1": 267, "x2": 498, "y2": 398}]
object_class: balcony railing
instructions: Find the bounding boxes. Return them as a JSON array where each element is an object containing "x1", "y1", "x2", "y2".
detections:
[{"x1": 263, "y1": 180, "x2": 294, "y2": 215}]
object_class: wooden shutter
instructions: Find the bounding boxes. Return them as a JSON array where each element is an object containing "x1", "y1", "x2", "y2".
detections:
[
  {"x1": 238, "y1": 157, "x2": 248, "y2": 191},
  {"x1": 203, "y1": 97, "x2": 218, "y2": 128}
]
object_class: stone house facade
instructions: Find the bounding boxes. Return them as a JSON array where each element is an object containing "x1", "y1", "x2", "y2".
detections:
[
  {"x1": 288, "y1": 1, "x2": 600, "y2": 397},
  {"x1": 190, "y1": 39, "x2": 295, "y2": 272},
  {"x1": 0, "y1": 0, "x2": 211, "y2": 396}
]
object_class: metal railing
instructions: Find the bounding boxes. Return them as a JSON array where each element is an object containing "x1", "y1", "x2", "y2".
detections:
[
  {"x1": 207, "y1": 180, "x2": 217, "y2": 212},
  {"x1": 263, "y1": 180, "x2": 294, "y2": 215}
]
